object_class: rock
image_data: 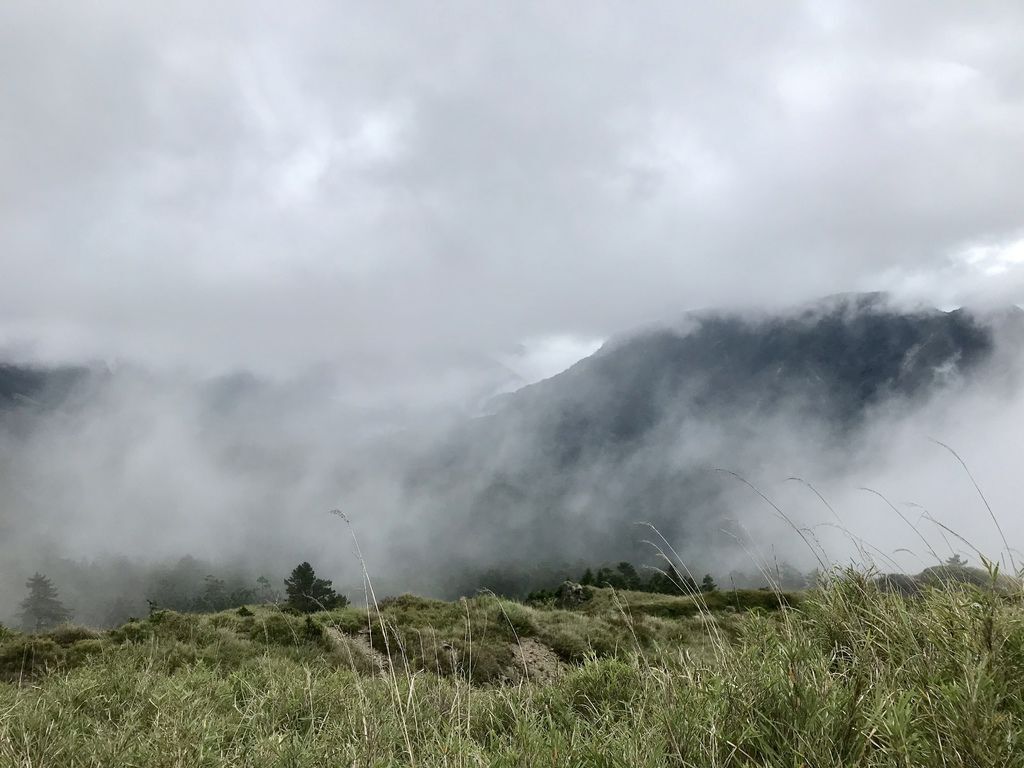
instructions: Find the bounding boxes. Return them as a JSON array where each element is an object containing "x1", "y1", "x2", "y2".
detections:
[{"x1": 554, "y1": 581, "x2": 592, "y2": 610}]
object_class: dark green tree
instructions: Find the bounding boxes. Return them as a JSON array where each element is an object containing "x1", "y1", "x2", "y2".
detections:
[
  {"x1": 19, "y1": 573, "x2": 72, "y2": 632},
  {"x1": 647, "y1": 566, "x2": 691, "y2": 595},
  {"x1": 195, "y1": 575, "x2": 228, "y2": 612},
  {"x1": 700, "y1": 574, "x2": 718, "y2": 593},
  {"x1": 595, "y1": 567, "x2": 621, "y2": 589},
  {"x1": 580, "y1": 568, "x2": 595, "y2": 586},
  {"x1": 284, "y1": 562, "x2": 347, "y2": 613},
  {"x1": 616, "y1": 562, "x2": 641, "y2": 590}
]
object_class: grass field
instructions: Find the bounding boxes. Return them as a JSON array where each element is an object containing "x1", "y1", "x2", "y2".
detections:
[{"x1": 1, "y1": 573, "x2": 1022, "y2": 766}]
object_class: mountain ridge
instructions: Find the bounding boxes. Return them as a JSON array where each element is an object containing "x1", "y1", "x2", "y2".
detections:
[{"x1": 395, "y1": 295, "x2": 1021, "y2": 591}]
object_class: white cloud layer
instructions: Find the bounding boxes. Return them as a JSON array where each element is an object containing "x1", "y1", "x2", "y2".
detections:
[{"x1": 2, "y1": 1, "x2": 1023, "y2": 390}]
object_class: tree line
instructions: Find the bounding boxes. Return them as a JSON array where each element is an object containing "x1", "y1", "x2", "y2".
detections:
[
  {"x1": 579, "y1": 561, "x2": 718, "y2": 594},
  {"x1": 525, "y1": 561, "x2": 719, "y2": 602},
  {"x1": 11, "y1": 562, "x2": 349, "y2": 633}
]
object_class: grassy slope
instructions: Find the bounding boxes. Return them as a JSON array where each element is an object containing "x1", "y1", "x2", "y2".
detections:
[{"x1": 1, "y1": 577, "x2": 1023, "y2": 766}]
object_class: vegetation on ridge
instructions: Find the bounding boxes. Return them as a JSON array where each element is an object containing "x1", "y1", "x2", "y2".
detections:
[{"x1": 2, "y1": 566, "x2": 1023, "y2": 766}]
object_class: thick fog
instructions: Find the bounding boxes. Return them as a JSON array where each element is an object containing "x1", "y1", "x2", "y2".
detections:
[
  {"x1": 2, "y1": 302, "x2": 1024, "y2": 625},
  {"x1": 2, "y1": 3, "x2": 1024, "y2": 624},
  {"x1": 3, "y1": 2, "x2": 1024, "y2": 379}
]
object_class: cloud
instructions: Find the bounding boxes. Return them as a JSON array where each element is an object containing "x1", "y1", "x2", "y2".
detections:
[
  {"x1": 1, "y1": 1, "x2": 1023, "y2": 390},
  {"x1": 1, "y1": 302, "x2": 1023, "y2": 623}
]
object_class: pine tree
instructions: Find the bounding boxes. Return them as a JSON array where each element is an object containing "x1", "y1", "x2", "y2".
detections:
[
  {"x1": 283, "y1": 562, "x2": 347, "y2": 614},
  {"x1": 616, "y1": 562, "x2": 641, "y2": 590},
  {"x1": 700, "y1": 573, "x2": 718, "y2": 593},
  {"x1": 580, "y1": 568, "x2": 595, "y2": 586},
  {"x1": 648, "y1": 566, "x2": 689, "y2": 595},
  {"x1": 195, "y1": 575, "x2": 227, "y2": 612},
  {"x1": 19, "y1": 573, "x2": 72, "y2": 632}
]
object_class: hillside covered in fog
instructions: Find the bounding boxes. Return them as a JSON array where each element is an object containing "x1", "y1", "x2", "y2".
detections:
[
  {"x1": 2, "y1": 293, "x2": 1023, "y2": 622},
  {"x1": 397, "y1": 293, "x2": 1022, "y2": 588}
]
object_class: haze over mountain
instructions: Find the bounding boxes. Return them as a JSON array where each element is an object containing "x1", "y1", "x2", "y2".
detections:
[
  {"x1": 2, "y1": 293, "x2": 1023, "y2": 622},
  {"x1": 393, "y1": 293, "x2": 1023, "y2": 587}
]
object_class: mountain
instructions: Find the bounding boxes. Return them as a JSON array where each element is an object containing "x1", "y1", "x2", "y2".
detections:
[
  {"x1": 399, "y1": 294, "x2": 1020, "y2": 591},
  {"x1": 490, "y1": 292, "x2": 994, "y2": 451},
  {"x1": 0, "y1": 363, "x2": 93, "y2": 409},
  {"x1": 1, "y1": 294, "x2": 1021, "y2": 597}
]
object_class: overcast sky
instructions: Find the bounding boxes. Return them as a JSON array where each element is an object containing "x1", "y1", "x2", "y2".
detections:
[{"x1": 2, "y1": 1, "x2": 1023, "y2": 387}]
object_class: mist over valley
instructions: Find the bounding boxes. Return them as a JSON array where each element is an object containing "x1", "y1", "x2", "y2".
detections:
[{"x1": 3, "y1": 293, "x2": 1022, "y2": 625}]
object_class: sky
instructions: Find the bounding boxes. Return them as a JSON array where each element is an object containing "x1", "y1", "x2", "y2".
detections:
[{"x1": 2, "y1": 1, "x2": 1024, "y2": 394}]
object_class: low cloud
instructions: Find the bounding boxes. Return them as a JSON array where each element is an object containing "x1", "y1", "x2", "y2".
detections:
[{"x1": 2, "y1": 2, "x2": 1024, "y2": 383}]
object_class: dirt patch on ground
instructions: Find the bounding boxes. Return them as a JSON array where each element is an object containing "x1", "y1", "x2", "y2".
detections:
[
  {"x1": 504, "y1": 638, "x2": 564, "y2": 684},
  {"x1": 326, "y1": 627, "x2": 563, "y2": 685}
]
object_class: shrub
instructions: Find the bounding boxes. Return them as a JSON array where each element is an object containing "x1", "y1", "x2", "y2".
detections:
[
  {"x1": 541, "y1": 625, "x2": 591, "y2": 663},
  {"x1": 318, "y1": 606, "x2": 371, "y2": 635},
  {"x1": 196, "y1": 631, "x2": 259, "y2": 670},
  {"x1": 460, "y1": 638, "x2": 512, "y2": 683},
  {"x1": 302, "y1": 616, "x2": 325, "y2": 644},
  {"x1": 324, "y1": 634, "x2": 381, "y2": 675},
  {"x1": 64, "y1": 639, "x2": 106, "y2": 666},
  {"x1": 146, "y1": 611, "x2": 219, "y2": 645},
  {"x1": 249, "y1": 613, "x2": 304, "y2": 646},
  {"x1": 44, "y1": 624, "x2": 101, "y2": 647},
  {"x1": 491, "y1": 601, "x2": 539, "y2": 637},
  {"x1": 0, "y1": 636, "x2": 63, "y2": 680}
]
